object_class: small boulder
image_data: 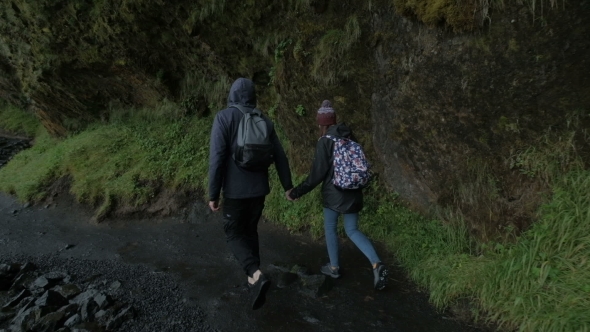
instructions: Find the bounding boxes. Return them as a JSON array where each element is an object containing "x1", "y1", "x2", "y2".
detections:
[
  {"x1": 10, "y1": 272, "x2": 37, "y2": 292},
  {"x1": 58, "y1": 303, "x2": 79, "y2": 318},
  {"x1": 93, "y1": 293, "x2": 112, "y2": 309},
  {"x1": 94, "y1": 310, "x2": 106, "y2": 320},
  {"x1": 30, "y1": 276, "x2": 50, "y2": 290},
  {"x1": 290, "y1": 264, "x2": 310, "y2": 277},
  {"x1": 80, "y1": 299, "x2": 98, "y2": 322},
  {"x1": 71, "y1": 290, "x2": 99, "y2": 305},
  {"x1": 35, "y1": 290, "x2": 68, "y2": 308},
  {"x1": 13, "y1": 297, "x2": 35, "y2": 314},
  {"x1": 44, "y1": 271, "x2": 69, "y2": 283},
  {"x1": 31, "y1": 306, "x2": 54, "y2": 321},
  {"x1": 267, "y1": 263, "x2": 291, "y2": 273},
  {"x1": 63, "y1": 313, "x2": 81, "y2": 328},
  {"x1": 31, "y1": 311, "x2": 66, "y2": 332},
  {"x1": 105, "y1": 306, "x2": 134, "y2": 331},
  {"x1": 276, "y1": 272, "x2": 298, "y2": 289},
  {"x1": 54, "y1": 284, "x2": 82, "y2": 300},
  {"x1": 298, "y1": 274, "x2": 332, "y2": 298},
  {"x1": 10, "y1": 307, "x2": 36, "y2": 331},
  {"x1": 109, "y1": 281, "x2": 121, "y2": 290},
  {"x1": 19, "y1": 262, "x2": 37, "y2": 275},
  {"x1": 2, "y1": 289, "x2": 31, "y2": 309},
  {"x1": 0, "y1": 264, "x2": 20, "y2": 291}
]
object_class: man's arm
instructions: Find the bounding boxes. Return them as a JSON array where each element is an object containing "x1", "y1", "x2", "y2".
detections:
[
  {"x1": 289, "y1": 138, "x2": 331, "y2": 199},
  {"x1": 208, "y1": 113, "x2": 228, "y2": 204},
  {"x1": 270, "y1": 130, "x2": 293, "y2": 192}
]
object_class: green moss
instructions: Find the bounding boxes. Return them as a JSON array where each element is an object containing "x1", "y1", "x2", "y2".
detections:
[
  {"x1": 471, "y1": 37, "x2": 492, "y2": 54},
  {"x1": 508, "y1": 38, "x2": 519, "y2": 52}
]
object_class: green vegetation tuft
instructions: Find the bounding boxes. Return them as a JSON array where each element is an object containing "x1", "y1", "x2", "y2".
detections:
[
  {"x1": 479, "y1": 169, "x2": 590, "y2": 331},
  {"x1": 392, "y1": 0, "x2": 480, "y2": 31},
  {"x1": 311, "y1": 16, "x2": 362, "y2": 85},
  {"x1": 0, "y1": 101, "x2": 42, "y2": 137},
  {"x1": 392, "y1": 0, "x2": 563, "y2": 31},
  {"x1": 0, "y1": 104, "x2": 211, "y2": 215}
]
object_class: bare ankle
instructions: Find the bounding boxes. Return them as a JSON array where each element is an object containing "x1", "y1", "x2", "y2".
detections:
[{"x1": 248, "y1": 270, "x2": 262, "y2": 284}]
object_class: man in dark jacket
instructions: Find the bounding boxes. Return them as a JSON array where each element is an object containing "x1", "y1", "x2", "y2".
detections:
[{"x1": 208, "y1": 78, "x2": 294, "y2": 310}]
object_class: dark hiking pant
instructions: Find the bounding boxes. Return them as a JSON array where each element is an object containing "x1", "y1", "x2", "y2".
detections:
[{"x1": 222, "y1": 196, "x2": 265, "y2": 277}]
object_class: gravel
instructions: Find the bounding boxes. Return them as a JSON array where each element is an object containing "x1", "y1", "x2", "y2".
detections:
[{"x1": 0, "y1": 253, "x2": 217, "y2": 332}]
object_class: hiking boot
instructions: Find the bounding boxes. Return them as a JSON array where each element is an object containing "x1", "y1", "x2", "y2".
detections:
[
  {"x1": 320, "y1": 263, "x2": 341, "y2": 279},
  {"x1": 250, "y1": 274, "x2": 271, "y2": 310},
  {"x1": 373, "y1": 263, "x2": 388, "y2": 290}
]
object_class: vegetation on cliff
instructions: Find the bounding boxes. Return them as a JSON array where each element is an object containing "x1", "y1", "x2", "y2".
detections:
[
  {"x1": 1, "y1": 0, "x2": 589, "y2": 330},
  {"x1": 392, "y1": 0, "x2": 565, "y2": 31}
]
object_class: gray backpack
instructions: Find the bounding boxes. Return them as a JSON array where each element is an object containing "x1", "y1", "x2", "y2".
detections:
[{"x1": 231, "y1": 105, "x2": 274, "y2": 171}]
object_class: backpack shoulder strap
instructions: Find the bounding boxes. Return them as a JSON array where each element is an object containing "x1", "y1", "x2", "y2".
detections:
[
  {"x1": 323, "y1": 135, "x2": 351, "y2": 143},
  {"x1": 230, "y1": 104, "x2": 261, "y2": 116},
  {"x1": 322, "y1": 135, "x2": 337, "y2": 142}
]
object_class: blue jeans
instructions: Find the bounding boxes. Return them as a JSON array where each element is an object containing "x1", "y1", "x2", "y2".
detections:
[{"x1": 323, "y1": 208, "x2": 381, "y2": 268}]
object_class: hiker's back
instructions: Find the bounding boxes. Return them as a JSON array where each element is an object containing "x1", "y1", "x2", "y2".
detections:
[
  {"x1": 231, "y1": 104, "x2": 274, "y2": 171},
  {"x1": 317, "y1": 123, "x2": 364, "y2": 214},
  {"x1": 216, "y1": 106, "x2": 274, "y2": 199}
]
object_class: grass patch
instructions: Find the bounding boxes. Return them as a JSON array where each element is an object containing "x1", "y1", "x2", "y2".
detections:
[
  {"x1": 0, "y1": 101, "x2": 42, "y2": 137},
  {"x1": 479, "y1": 169, "x2": 590, "y2": 331},
  {"x1": 0, "y1": 104, "x2": 211, "y2": 214}
]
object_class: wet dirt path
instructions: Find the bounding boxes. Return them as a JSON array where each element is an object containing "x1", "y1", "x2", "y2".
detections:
[{"x1": 0, "y1": 192, "x2": 490, "y2": 332}]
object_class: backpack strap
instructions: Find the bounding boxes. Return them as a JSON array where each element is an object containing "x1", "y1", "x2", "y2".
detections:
[
  {"x1": 230, "y1": 104, "x2": 262, "y2": 116},
  {"x1": 322, "y1": 134, "x2": 335, "y2": 141},
  {"x1": 322, "y1": 134, "x2": 349, "y2": 142}
]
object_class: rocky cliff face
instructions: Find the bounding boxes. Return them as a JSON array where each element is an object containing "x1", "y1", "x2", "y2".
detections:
[
  {"x1": 371, "y1": 3, "x2": 590, "y2": 238},
  {"x1": 1, "y1": 0, "x2": 588, "y2": 239}
]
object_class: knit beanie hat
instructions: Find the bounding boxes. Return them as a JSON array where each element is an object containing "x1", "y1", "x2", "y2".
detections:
[{"x1": 317, "y1": 100, "x2": 337, "y2": 126}]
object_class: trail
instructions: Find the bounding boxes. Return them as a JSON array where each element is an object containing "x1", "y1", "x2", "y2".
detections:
[{"x1": 0, "y1": 189, "x2": 492, "y2": 332}]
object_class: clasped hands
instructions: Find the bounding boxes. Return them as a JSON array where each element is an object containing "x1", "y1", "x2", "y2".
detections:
[{"x1": 285, "y1": 189, "x2": 298, "y2": 202}]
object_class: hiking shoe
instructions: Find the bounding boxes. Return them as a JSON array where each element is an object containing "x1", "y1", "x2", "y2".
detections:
[
  {"x1": 320, "y1": 263, "x2": 341, "y2": 279},
  {"x1": 251, "y1": 274, "x2": 271, "y2": 310},
  {"x1": 373, "y1": 263, "x2": 388, "y2": 290}
]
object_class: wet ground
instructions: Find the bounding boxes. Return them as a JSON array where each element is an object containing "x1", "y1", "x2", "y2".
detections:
[
  {"x1": 0, "y1": 135, "x2": 29, "y2": 167},
  {"x1": 0, "y1": 191, "x2": 492, "y2": 332}
]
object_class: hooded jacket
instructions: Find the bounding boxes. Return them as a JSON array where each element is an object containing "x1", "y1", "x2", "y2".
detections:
[
  {"x1": 208, "y1": 78, "x2": 293, "y2": 200},
  {"x1": 289, "y1": 123, "x2": 363, "y2": 214}
]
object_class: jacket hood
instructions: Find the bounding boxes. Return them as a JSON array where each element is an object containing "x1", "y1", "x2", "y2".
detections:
[
  {"x1": 327, "y1": 123, "x2": 352, "y2": 138},
  {"x1": 227, "y1": 78, "x2": 256, "y2": 108}
]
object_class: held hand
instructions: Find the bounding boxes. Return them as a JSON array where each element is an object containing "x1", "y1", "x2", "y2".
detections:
[
  {"x1": 208, "y1": 200, "x2": 220, "y2": 212},
  {"x1": 285, "y1": 189, "x2": 297, "y2": 202}
]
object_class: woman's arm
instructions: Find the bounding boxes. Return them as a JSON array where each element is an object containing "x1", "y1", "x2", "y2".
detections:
[{"x1": 289, "y1": 138, "x2": 332, "y2": 199}]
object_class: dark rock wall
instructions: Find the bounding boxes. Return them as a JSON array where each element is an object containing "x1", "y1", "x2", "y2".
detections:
[{"x1": 371, "y1": 3, "x2": 590, "y2": 237}]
